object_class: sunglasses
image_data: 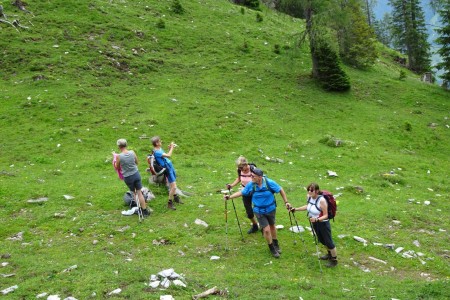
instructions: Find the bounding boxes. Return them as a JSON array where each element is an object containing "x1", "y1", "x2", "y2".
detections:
[{"x1": 307, "y1": 189, "x2": 315, "y2": 192}]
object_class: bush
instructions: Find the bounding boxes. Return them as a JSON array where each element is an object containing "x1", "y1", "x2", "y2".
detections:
[
  {"x1": 274, "y1": 44, "x2": 280, "y2": 54},
  {"x1": 399, "y1": 70, "x2": 406, "y2": 81},
  {"x1": 314, "y1": 43, "x2": 351, "y2": 92},
  {"x1": 172, "y1": 0, "x2": 184, "y2": 14},
  {"x1": 233, "y1": 0, "x2": 260, "y2": 10},
  {"x1": 156, "y1": 19, "x2": 165, "y2": 29},
  {"x1": 256, "y1": 12, "x2": 263, "y2": 22}
]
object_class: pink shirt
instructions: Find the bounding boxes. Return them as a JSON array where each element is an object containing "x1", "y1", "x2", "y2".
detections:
[{"x1": 240, "y1": 170, "x2": 252, "y2": 187}]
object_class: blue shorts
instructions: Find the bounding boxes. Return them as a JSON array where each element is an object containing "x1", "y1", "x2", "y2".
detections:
[
  {"x1": 166, "y1": 167, "x2": 176, "y2": 184},
  {"x1": 124, "y1": 172, "x2": 143, "y2": 191}
]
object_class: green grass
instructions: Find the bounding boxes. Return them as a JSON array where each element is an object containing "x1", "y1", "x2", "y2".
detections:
[{"x1": 0, "y1": 0, "x2": 449, "y2": 299}]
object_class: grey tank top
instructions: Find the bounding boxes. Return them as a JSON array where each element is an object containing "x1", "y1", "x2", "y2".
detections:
[{"x1": 119, "y1": 151, "x2": 138, "y2": 177}]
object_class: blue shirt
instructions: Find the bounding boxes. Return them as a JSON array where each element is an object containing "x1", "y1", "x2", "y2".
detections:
[
  {"x1": 242, "y1": 177, "x2": 281, "y2": 214},
  {"x1": 153, "y1": 149, "x2": 174, "y2": 170}
]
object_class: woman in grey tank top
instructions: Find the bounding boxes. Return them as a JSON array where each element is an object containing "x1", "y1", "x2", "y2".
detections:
[{"x1": 114, "y1": 139, "x2": 150, "y2": 217}]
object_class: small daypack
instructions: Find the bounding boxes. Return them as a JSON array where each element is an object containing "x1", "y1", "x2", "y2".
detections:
[
  {"x1": 312, "y1": 190, "x2": 337, "y2": 221},
  {"x1": 146, "y1": 151, "x2": 168, "y2": 185}
]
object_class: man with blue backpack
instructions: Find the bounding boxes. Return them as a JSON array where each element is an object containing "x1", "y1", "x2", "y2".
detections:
[{"x1": 224, "y1": 167, "x2": 291, "y2": 258}]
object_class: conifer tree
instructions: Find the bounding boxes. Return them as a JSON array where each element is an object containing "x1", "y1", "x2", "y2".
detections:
[
  {"x1": 338, "y1": 0, "x2": 378, "y2": 69},
  {"x1": 435, "y1": 2, "x2": 450, "y2": 88},
  {"x1": 373, "y1": 12, "x2": 394, "y2": 46},
  {"x1": 389, "y1": 0, "x2": 431, "y2": 73}
]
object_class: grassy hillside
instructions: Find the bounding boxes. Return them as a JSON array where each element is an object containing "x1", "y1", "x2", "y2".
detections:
[{"x1": 0, "y1": 0, "x2": 449, "y2": 299}]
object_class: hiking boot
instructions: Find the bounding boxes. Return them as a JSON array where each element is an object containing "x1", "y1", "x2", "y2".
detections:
[
  {"x1": 320, "y1": 252, "x2": 331, "y2": 260},
  {"x1": 268, "y1": 243, "x2": 280, "y2": 258},
  {"x1": 247, "y1": 224, "x2": 259, "y2": 234},
  {"x1": 141, "y1": 208, "x2": 150, "y2": 217},
  {"x1": 167, "y1": 200, "x2": 176, "y2": 210},
  {"x1": 174, "y1": 194, "x2": 184, "y2": 204},
  {"x1": 273, "y1": 239, "x2": 282, "y2": 254},
  {"x1": 326, "y1": 258, "x2": 338, "y2": 268}
]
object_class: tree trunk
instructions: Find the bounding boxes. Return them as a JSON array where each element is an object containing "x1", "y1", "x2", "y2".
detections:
[{"x1": 304, "y1": 2, "x2": 319, "y2": 78}]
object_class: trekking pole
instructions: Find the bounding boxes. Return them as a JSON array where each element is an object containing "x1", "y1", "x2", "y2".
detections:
[
  {"x1": 228, "y1": 187, "x2": 244, "y2": 240},
  {"x1": 309, "y1": 220, "x2": 323, "y2": 273},
  {"x1": 225, "y1": 198, "x2": 229, "y2": 251},
  {"x1": 135, "y1": 189, "x2": 143, "y2": 222},
  {"x1": 288, "y1": 210, "x2": 297, "y2": 245},
  {"x1": 291, "y1": 211, "x2": 306, "y2": 247}
]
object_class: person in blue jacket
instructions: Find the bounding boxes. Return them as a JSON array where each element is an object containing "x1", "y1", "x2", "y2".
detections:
[
  {"x1": 224, "y1": 167, "x2": 291, "y2": 258},
  {"x1": 151, "y1": 136, "x2": 179, "y2": 210}
]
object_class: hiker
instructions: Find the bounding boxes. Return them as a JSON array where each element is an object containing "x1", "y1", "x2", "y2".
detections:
[
  {"x1": 113, "y1": 139, "x2": 150, "y2": 217},
  {"x1": 224, "y1": 167, "x2": 291, "y2": 258},
  {"x1": 226, "y1": 156, "x2": 259, "y2": 234},
  {"x1": 151, "y1": 136, "x2": 180, "y2": 210},
  {"x1": 291, "y1": 183, "x2": 338, "y2": 267}
]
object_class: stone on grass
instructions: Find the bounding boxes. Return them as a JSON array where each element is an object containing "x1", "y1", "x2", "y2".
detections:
[
  {"x1": 172, "y1": 279, "x2": 187, "y2": 287},
  {"x1": 47, "y1": 295, "x2": 60, "y2": 300},
  {"x1": 149, "y1": 281, "x2": 160, "y2": 288},
  {"x1": 368, "y1": 256, "x2": 387, "y2": 264},
  {"x1": 27, "y1": 197, "x2": 48, "y2": 203},
  {"x1": 161, "y1": 278, "x2": 171, "y2": 289},
  {"x1": 6, "y1": 232, "x2": 23, "y2": 241},
  {"x1": 194, "y1": 219, "x2": 208, "y2": 227},
  {"x1": 413, "y1": 240, "x2": 420, "y2": 247},
  {"x1": 158, "y1": 268, "x2": 175, "y2": 278},
  {"x1": 1, "y1": 285, "x2": 18, "y2": 295},
  {"x1": 289, "y1": 225, "x2": 304, "y2": 233},
  {"x1": 210, "y1": 256, "x2": 220, "y2": 260},
  {"x1": 108, "y1": 288, "x2": 121, "y2": 295},
  {"x1": 353, "y1": 236, "x2": 368, "y2": 246},
  {"x1": 395, "y1": 247, "x2": 404, "y2": 253},
  {"x1": 36, "y1": 292, "x2": 47, "y2": 298},
  {"x1": 160, "y1": 296, "x2": 174, "y2": 300},
  {"x1": 62, "y1": 265, "x2": 77, "y2": 273},
  {"x1": 63, "y1": 195, "x2": 75, "y2": 200}
]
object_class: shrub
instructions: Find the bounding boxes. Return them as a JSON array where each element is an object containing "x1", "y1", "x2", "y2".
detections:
[
  {"x1": 256, "y1": 12, "x2": 263, "y2": 22},
  {"x1": 274, "y1": 44, "x2": 280, "y2": 54},
  {"x1": 240, "y1": 40, "x2": 250, "y2": 53},
  {"x1": 156, "y1": 19, "x2": 165, "y2": 29},
  {"x1": 314, "y1": 43, "x2": 351, "y2": 91},
  {"x1": 241, "y1": 7, "x2": 245, "y2": 14},
  {"x1": 172, "y1": 0, "x2": 184, "y2": 14},
  {"x1": 233, "y1": 0, "x2": 260, "y2": 10},
  {"x1": 399, "y1": 70, "x2": 406, "y2": 80},
  {"x1": 404, "y1": 121, "x2": 412, "y2": 131}
]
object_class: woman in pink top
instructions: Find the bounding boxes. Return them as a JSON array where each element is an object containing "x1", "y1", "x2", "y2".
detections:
[{"x1": 226, "y1": 156, "x2": 259, "y2": 234}]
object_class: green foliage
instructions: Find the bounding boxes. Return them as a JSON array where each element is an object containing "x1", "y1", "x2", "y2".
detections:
[
  {"x1": 434, "y1": 2, "x2": 450, "y2": 89},
  {"x1": 256, "y1": 12, "x2": 263, "y2": 22},
  {"x1": 274, "y1": 44, "x2": 281, "y2": 54},
  {"x1": 276, "y1": 0, "x2": 305, "y2": 18},
  {"x1": 339, "y1": 0, "x2": 378, "y2": 69},
  {"x1": 233, "y1": 0, "x2": 260, "y2": 10},
  {"x1": 171, "y1": 0, "x2": 185, "y2": 14},
  {"x1": 314, "y1": 43, "x2": 351, "y2": 91},
  {"x1": 388, "y1": 0, "x2": 431, "y2": 73},
  {"x1": 399, "y1": 69, "x2": 407, "y2": 80},
  {"x1": 373, "y1": 12, "x2": 394, "y2": 46},
  {"x1": 156, "y1": 18, "x2": 166, "y2": 29}
]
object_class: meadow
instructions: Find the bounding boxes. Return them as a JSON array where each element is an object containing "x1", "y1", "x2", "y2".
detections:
[{"x1": 0, "y1": 0, "x2": 449, "y2": 299}]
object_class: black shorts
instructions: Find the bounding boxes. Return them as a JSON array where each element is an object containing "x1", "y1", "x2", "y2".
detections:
[
  {"x1": 312, "y1": 221, "x2": 335, "y2": 249},
  {"x1": 124, "y1": 172, "x2": 143, "y2": 191}
]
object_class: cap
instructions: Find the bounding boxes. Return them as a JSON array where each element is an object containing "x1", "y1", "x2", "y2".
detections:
[{"x1": 251, "y1": 167, "x2": 263, "y2": 177}]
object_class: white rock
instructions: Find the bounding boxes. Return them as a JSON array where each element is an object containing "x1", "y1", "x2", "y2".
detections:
[
  {"x1": 210, "y1": 256, "x2": 220, "y2": 260},
  {"x1": 168, "y1": 271, "x2": 183, "y2": 280},
  {"x1": 338, "y1": 234, "x2": 348, "y2": 239},
  {"x1": 107, "y1": 288, "x2": 121, "y2": 296},
  {"x1": 158, "y1": 268, "x2": 174, "y2": 278},
  {"x1": 161, "y1": 278, "x2": 170, "y2": 289},
  {"x1": 36, "y1": 292, "x2": 47, "y2": 298},
  {"x1": 63, "y1": 195, "x2": 74, "y2": 200},
  {"x1": 62, "y1": 265, "x2": 77, "y2": 272},
  {"x1": 47, "y1": 295, "x2": 60, "y2": 300},
  {"x1": 353, "y1": 236, "x2": 368, "y2": 245},
  {"x1": 289, "y1": 225, "x2": 304, "y2": 233},
  {"x1": 424, "y1": 200, "x2": 430, "y2": 205},
  {"x1": 327, "y1": 170, "x2": 338, "y2": 177},
  {"x1": 194, "y1": 219, "x2": 208, "y2": 227},
  {"x1": 413, "y1": 240, "x2": 420, "y2": 247},
  {"x1": 150, "y1": 274, "x2": 158, "y2": 281},
  {"x1": 64, "y1": 297, "x2": 78, "y2": 300},
  {"x1": 395, "y1": 247, "x2": 404, "y2": 253},
  {"x1": 392, "y1": 220, "x2": 401, "y2": 224},
  {"x1": 160, "y1": 296, "x2": 174, "y2": 300},
  {"x1": 1, "y1": 285, "x2": 18, "y2": 295},
  {"x1": 149, "y1": 281, "x2": 160, "y2": 288},
  {"x1": 1, "y1": 262, "x2": 9, "y2": 267},
  {"x1": 275, "y1": 224, "x2": 284, "y2": 229},
  {"x1": 173, "y1": 279, "x2": 187, "y2": 287}
]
